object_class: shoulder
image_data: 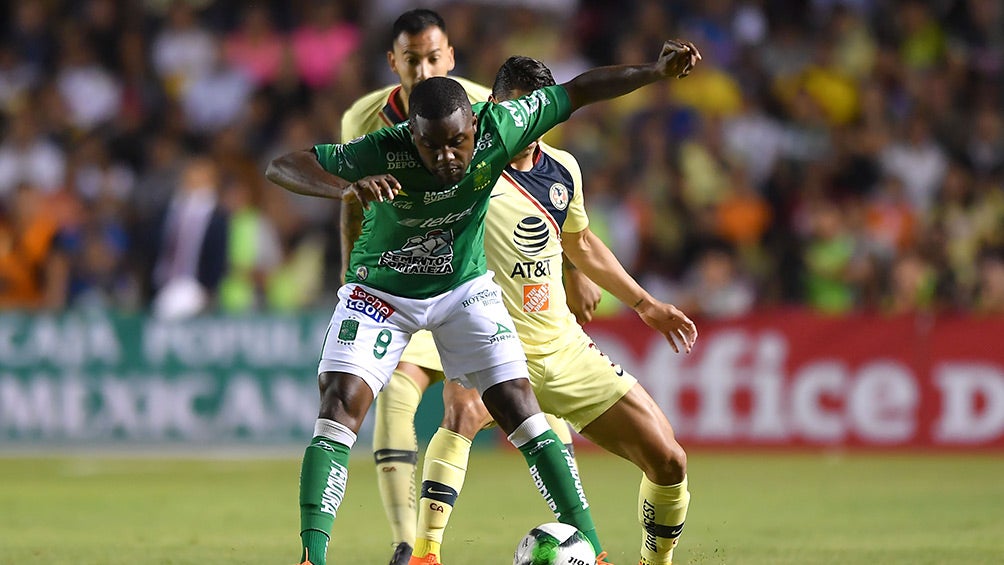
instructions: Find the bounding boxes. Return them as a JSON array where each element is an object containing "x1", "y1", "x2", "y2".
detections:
[
  {"x1": 452, "y1": 76, "x2": 492, "y2": 103},
  {"x1": 342, "y1": 86, "x2": 398, "y2": 134},
  {"x1": 345, "y1": 85, "x2": 397, "y2": 117},
  {"x1": 538, "y1": 142, "x2": 582, "y2": 181}
]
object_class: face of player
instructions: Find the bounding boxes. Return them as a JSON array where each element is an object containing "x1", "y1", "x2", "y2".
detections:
[
  {"x1": 388, "y1": 27, "x2": 456, "y2": 101},
  {"x1": 411, "y1": 108, "x2": 477, "y2": 186}
]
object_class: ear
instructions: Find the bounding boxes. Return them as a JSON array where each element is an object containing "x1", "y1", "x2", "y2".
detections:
[
  {"x1": 386, "y1": 50, "x2": 398, "y2": 75},
  {"x1": 446, "y1": 45, "x2": 456, "y2": 72},
  {"x1": 471, "y1": 113, "x2": 478, "y2": 129}
]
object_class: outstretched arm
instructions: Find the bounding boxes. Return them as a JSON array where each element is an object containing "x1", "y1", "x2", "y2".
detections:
[
  {"x1": 560, "y1": 40, "x2": 701, "y2": 113},
  {"x1": 265, "y1": 150, "x2": 401, "y2": 208},
  {"x1": 561, "y1": 227, "x2": 697, "y2": 353}
]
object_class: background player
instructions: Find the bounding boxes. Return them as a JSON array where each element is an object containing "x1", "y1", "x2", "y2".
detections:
[
  {"x1": 411, "y1": 56, "x2": 701, "y2": 565},
  {"x1": 266, "y1": 40, "x2": 700, "y2": 565},
  {"x1": 338, "y1": 10, "x2": 593, "y2": 564}
]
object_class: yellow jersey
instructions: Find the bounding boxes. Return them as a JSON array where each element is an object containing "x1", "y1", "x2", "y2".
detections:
[{"x1": 485, "y1": 143, "x2": 587, "y2": 355}]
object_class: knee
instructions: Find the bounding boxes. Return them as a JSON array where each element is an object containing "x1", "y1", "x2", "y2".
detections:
[
  {"x1": 378, "y1": 371, "x2": 423, "y2": 415},
  {"x1": 643, "y1": 441, "x2": 687, "y2": 485},
  {"x1": 442, "y1": 396, "x2": 491, "y2": 440},
  {"x1": 317, "y1": 372, "x2": 372, "y2": 432}
]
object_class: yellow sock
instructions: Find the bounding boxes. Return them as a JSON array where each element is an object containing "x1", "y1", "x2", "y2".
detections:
[
  {"x1": 373, "y1": 370, "x2": 422, "y2": 547},
  {"x1": 414, "y1": 428, "x2": 473, "y2": 558},
  {"x1": 639, "y1": 474, "x2": 690, "y2": 565}
]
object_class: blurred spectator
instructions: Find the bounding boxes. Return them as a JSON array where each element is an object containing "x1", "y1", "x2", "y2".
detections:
[
  {"x1": 966, "y1": 107, "x2": 1004, "y2": 175},
  {"x1": 151, "y1": 0, "x2": 216, "y2": 98},
  {"x1": 862, "y1": 176, "x2": 917, "y2": 263},
  {"x1": 897, "y1": 0, "x2": 946, "y2": 71},
  {"x1": 0, "y1": 184, "x2": 64, "y2": 309},
  {"x1": 678, "y1": 242, "x2": 755, "y2": 320},
  {"x1": 975, "y1": 247, "x2": 1004, "y2": 314},
  {"x1": 181, "y1": 41, "x2": 253, "y2": 134},
  {"x1": 0, "y1": 43, "x2": 39, "y2": 113},
  {"x1": 714, "y1": 169, "x2": 772, "y2": 249},
  {"x1": 885, "y1": 251, "x2": 936, "y2": 314},
  {"x1": 54, "y1": 190, "x2": 133, "y2": 310},
  {"x1": 802, "y1": 203, "x2": 867, "y2": 314},
  {"x1": 54, "y1": 28, "x2": 123, "y2": 132},
  {"x1": 218, "y1": 176, "x2": 281, "y2": 313},
  {"x1": 0, "y1": 108, "x2": 66, "y2": 197},
  {"x1": 880, "y1": 113, "x2": 948, "y2": 213},
  {"x1": 290, "y1": 1, "x2": 360, "y2": 89},
  {"x1": 149, "y1": 156, "x2": 227, "y2": 319},
  {"x1": 67, "y1": 134, "x2": 135, "y2": 204},
  {"x1": 224, "y1": 4, "x2": 287, "y2": 87},
  {"x1": 8, "y1": 1, "x2": 55, "y2": 72}
]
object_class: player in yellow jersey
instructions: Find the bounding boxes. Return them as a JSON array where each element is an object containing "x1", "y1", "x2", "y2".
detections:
[
  {"x1": 410, "y1": 56, "x2": 700, "y2": 565},
  {"x1": 338, "y1": 10, "x2": 594, "y2": 565}
]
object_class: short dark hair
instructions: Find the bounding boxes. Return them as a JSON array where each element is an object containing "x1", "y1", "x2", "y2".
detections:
[
  {"x1": 390, "y1": 9, "x2": 447, "y2": 48},
  {"x1": 409, "y1": 77, "x2": 471, "y2": 120},
  {"x1": 492, "y1": 56, "x2": 556, "y2": 100}
]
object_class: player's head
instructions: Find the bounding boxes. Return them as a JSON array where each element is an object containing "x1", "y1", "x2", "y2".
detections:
[
  {"x1": 409, "y1": 77, "x2": 477, "y2": 186},
  {"x1": 491, "y1": 56, "x2": 556, "y2": 163},
  {"x1": 491, "y1": 56, "x2": 556, "y2": 101},
  {"x1": 388, "y1": 9, "x2": 456, "y2": 100}
]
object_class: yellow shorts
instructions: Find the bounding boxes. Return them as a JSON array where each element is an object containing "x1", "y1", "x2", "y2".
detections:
[
  {"x1": 399, "y1": 329, "x2": 445, "y2": 377},
  {"x1": 527, "y1": 330, "x2": 636, "y2": 432}
]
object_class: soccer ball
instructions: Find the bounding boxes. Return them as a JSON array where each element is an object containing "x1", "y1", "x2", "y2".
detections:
[{"x1": 513, "y1": 522, "x2": 596, "y2": 565}]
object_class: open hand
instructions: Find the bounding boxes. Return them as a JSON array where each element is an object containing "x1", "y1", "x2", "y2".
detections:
[
  {"x1": 658, "y1": 39, "x2": 702, "y2": 79},
  {"x1": 637, "y1": 300, "x2": 698, "y2": 354},
  {"x1": 346, "y1": 174, "x2": 401, "y2": 209}
]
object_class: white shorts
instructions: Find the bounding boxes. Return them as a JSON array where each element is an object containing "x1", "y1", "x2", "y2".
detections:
[{"x1": 318, "y1": 272, "x2": 528, "y2": 397}]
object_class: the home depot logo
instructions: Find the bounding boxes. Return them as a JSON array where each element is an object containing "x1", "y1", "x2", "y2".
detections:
[{"x1": 522, "y1": 283, "x2": 549, "y2": 312}]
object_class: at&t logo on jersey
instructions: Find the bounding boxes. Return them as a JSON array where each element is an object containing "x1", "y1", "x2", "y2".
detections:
[
  {"x1": 510, "y1": 259, "x2": 551, "y2": 278},
  {"x1": 513, "y1": 216, "x2": 549, "y2": 255},
  {"x1": 346, "y1": 286, "x2": 396, "y2": 323},
  {"x1": 379, "y1": 229, "x2": 455, "y2": 275}
]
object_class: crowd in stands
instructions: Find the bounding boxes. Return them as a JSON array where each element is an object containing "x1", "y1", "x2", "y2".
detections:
[{"x1": 0, "y1": 0, "x2": 1002, "y2": 320}]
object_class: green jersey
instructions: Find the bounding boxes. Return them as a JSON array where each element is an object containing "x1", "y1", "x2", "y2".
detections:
[{"x1": 314, "y1": 84, "x2": 572, "y2": 299}]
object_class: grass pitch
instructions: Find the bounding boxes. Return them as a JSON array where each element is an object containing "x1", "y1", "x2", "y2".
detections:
[{"x1": 1, "y1": 450, "x2": 1002, "y2": 564}]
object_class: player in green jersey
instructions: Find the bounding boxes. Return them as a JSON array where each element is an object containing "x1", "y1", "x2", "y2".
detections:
[
  {"x1": 265, "y1": 39, "x2": 700, "y2": 565},
  {"x1": 338, "y1": 11, "x2": 594, "y2": 565},
  {"x1": 412, "y1": 56, "x2": 700, "y2": 565}
]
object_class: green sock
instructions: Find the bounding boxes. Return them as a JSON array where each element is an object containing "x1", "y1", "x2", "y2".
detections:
[
  {"x1": 518, "y1": 429, "x2": 601, "y2": 554},
  {"x1": 299, "y1": 436, "x2": 351, "y2": 565}
]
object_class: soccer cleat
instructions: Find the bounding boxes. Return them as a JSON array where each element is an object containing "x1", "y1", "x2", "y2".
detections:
[
  {"x1": 408, "y1": 552, "x2": 442, "y2": 565},
  {"x1": 389, "y1": 542, "x2": 413, "y2": 565},
  {"x1": 596, "y1": 551, "x2": 614, "y2": 564}
]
